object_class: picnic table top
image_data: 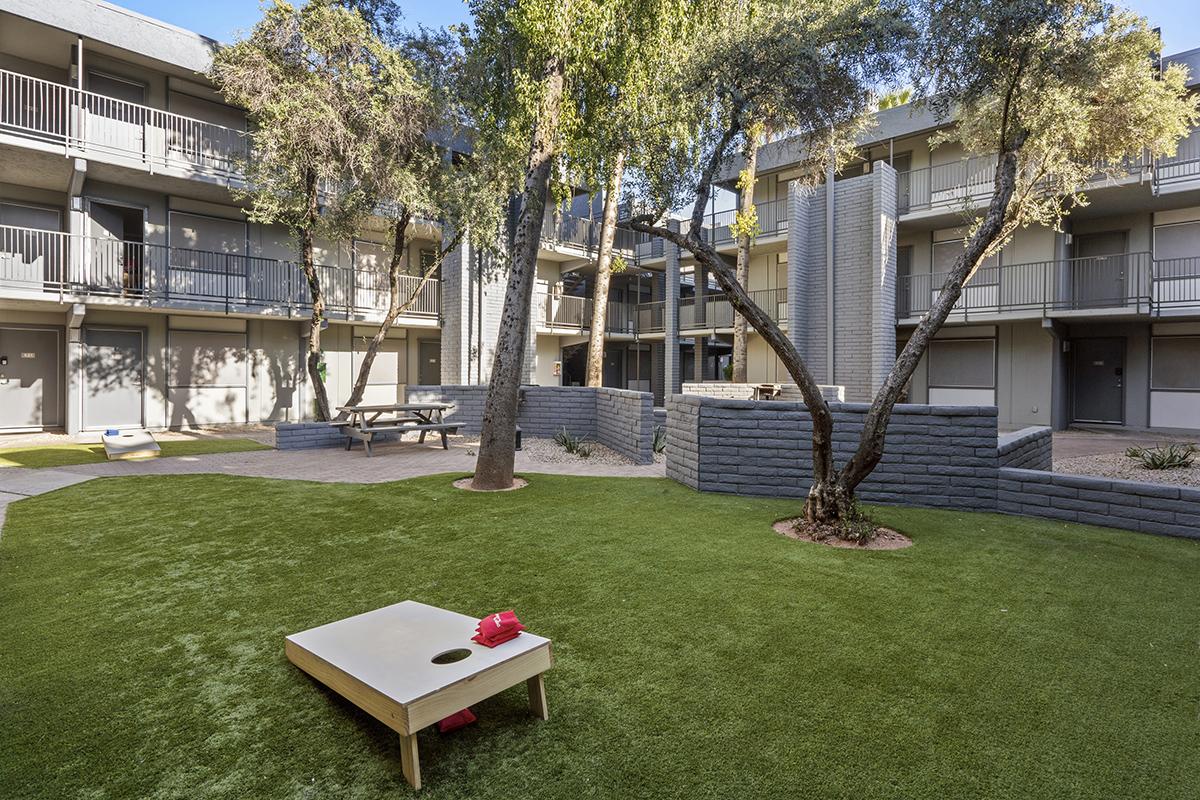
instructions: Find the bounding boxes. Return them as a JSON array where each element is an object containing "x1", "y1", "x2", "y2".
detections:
[{"x1": 337, "y1": 402, "x2": 452, "y2": 413}]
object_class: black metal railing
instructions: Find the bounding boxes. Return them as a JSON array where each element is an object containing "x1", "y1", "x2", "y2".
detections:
[
  {"x1": 894, "y1": 251, "x2": 1186, "y2": 319},
  {"x1": 0, "y1": 224, "x2": 440, "y2": 317},
  {"x1": 680, "y1": 287, "x2": 787, "y2": 330}
]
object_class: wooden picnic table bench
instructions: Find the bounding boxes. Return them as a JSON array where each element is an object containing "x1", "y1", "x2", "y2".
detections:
[{"x1": 333, "y1": 402, "x2": 456, "y2": 456}]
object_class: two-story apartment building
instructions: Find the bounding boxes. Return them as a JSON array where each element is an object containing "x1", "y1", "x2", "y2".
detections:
[{"x1": 0, "y1": 0, "x2": 660, "y2": 434}]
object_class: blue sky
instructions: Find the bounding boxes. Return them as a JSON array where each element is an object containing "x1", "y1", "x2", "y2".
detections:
[{"x1": 121, "y1": 0, "x2": 1198, "y2": 54}]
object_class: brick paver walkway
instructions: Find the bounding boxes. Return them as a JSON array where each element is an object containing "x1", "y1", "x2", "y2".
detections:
[{"x1": 0, "y1": 439, "x2": 664, "y2": 533}]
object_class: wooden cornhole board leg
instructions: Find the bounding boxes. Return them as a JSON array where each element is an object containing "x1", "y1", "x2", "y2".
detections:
[
  {"x1": 527, "y1": 673, "x2": 549, "y2": 720},
  {"x1": 400, "y1": 733, "x2": 421, "y2": 790}
]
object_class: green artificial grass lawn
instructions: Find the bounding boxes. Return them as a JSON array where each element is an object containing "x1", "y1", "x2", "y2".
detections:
[
  {"x1": 0, "y1": 438, "x2": 271, "y2": 468},
  {"x1": 1, "y1": 474, "x2": 1197, "y2": 800}
]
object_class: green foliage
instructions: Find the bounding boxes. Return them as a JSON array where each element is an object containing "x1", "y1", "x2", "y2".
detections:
[
  {"x1": 552, "y1": 426, "x2": 593, "y2": 457},
  {"x1": 729, "y1": 205, "x2": 761, "y2": 242},
  {"x1": 1125, "y1": 442, "x2": 1197, "y2": 470},
  {"x1": 209, "y1": 0, "x2": 428, "y2": 250},
  {"x1": 913, "y1": 1, "x2": 1199, "y2": 256},
  {"x1": 876, "y1": 86, "x2": 912, "y2": 109},
  {"x1": 652, "y1": 425, "x2": 667, "y2": 454}
]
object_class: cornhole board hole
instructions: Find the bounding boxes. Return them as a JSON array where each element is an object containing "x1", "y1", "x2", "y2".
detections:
[
  {"x1": 285, "y1": 600, "x2": 553, "y2": 790},
  {"x1": 100, "y1": 429, "x2": 161, "y2": 461}
]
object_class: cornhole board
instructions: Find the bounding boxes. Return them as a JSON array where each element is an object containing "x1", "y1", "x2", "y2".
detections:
[
  {"x1": 100, "y1": 430, "x2": 161, "y2": 461},
  {"x1": 285, "y1": 600, "x2": 552, "y2": 790}
]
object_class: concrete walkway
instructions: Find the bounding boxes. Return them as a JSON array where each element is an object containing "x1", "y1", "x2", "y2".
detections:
[{"x1": 0, "y1": 439, "x2": 665, "y2": 532}]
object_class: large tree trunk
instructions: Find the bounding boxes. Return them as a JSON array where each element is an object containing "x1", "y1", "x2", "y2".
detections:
[
  {"x1": 730, "y1": 134, "x2": 759, "y2": 383},
  {"x1": 300, "y1": 168, "x2": 333, "y2": 422},
  {"x1": 472, "y1": 57, "x2": 565, "y2": 490},
  {"x1": 585, "y1": 150, "x2": 626, "y2": 388}
]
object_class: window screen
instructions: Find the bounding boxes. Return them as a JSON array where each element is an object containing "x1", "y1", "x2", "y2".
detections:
[
  {"x1": 928, "y1": 338, "x2": 995, "y2": 388},
  {"x1": 932, "y1": 240, "x2": 999, "y2": 281},
  {"x1": 1151, "y1": 336, "x2": 1200, "y2": 390}
]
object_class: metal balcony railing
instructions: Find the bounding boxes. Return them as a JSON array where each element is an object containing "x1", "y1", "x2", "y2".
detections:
[
  {"x1": 1, "y1": 68, "x2": 248, "y2": 179},
  {"x1": 896, "y1": 154, "x2": 999, "y2": 214},
  {"x1": 1154, "y1": 128, "x2": 1200, "y2": 188},
  {"x1": 698, "y1": 197, "x2": 790, "y2": 246},
  {"x1": 535, "y1": 291, "x2": 639, "y2": 333},
  {"x1": 538, "y1": 210, "x2": 638, "y2": 256},
  {"x1": 635, "y1": 300, "x2": 668, "y2": 332},
  {"x1": 680, "y1": 287, "x2": 787, "y2": 330},
  {"x1": 892, "y1": 251, "x2": 1200, "y2": 320},
  {"x1": 0, "y1": 224, "x2": 439, "y2": 317}
]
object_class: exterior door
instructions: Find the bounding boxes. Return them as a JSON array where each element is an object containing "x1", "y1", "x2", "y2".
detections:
[
  {"x1": 418, "y1": 340, "x2": 441, "y2": 385},
  {"x1": 1072, "y1": 338, "x2": 1125, "y2": 424},
  {"x1": 83, "y1": 328, "x2": 144, "y2": 429},
  {"x1": 0, "y1": 327, "x2": 61, "y2": 430},
  {"x1": 1073, "y1": 232, "x2": 1127, "y2": 308}
]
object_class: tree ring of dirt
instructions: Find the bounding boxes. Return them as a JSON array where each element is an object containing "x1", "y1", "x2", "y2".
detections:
[
  {"x1": 772, "y1": 517, "x2": 913, "y2": 550},
  {"x1": 453, "y1": 476, "x2": 529, "y2": 492}
]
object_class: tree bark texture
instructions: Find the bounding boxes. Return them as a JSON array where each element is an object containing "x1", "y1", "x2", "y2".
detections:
[
  {"x1": 731, "y1": 135, "x2": 759, "y2": 384},
  {"x1": 301, "y1": 167, "x2": 333, "y2": 422},
  {"x1": 472, "y1": 57, "x2": 565, "y2": 490},
  {"x1": 585, "y1": 150, "x2": 626, "y2": 388}
]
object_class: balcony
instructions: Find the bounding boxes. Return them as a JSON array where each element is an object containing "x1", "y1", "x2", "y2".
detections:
[
  {"x1": 631, "y1": 198, "x2": 789, "y2": 260},
  {"x1": 0, "y1": 224, "x2": 439, "y2": 319},
  {"x1": 534, "y1": 292, "x2": 638, "y2": 334},
  {"x1": 680, "y1": 287, "x2": 787, "y2": 331},
  {"x1": 1154, "y1": 128, "x2": 1200, "y2": 191},
  {"x1": 896, "y1": 155, "x2": 999, "y2": 215},
  {"x1": 895, "y1": 251, "x2": 1200, "y2": 320},
  {"x1": 0, "y1": 68, "x2": 247, "y2": 181},
  {"x1": 539, "y1": 210, "x2": 639, "y2": 257}
]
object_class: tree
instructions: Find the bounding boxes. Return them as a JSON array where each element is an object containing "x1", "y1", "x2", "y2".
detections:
[
  {"x1": 210, "y1": 0, "x2": 403, "y2": 421},
  {"x1": 336, "y1": 26, "x2": 507, "y2": 415},
  {"x1": 877, "y1": 86, "x2": 912, "y2": 109},
  {"x1": 630, "y1": 0, "x2": 1197, "y2": 537},
  {"x1": 463, "y1": 0, "x2": 623, "y2": 490}
]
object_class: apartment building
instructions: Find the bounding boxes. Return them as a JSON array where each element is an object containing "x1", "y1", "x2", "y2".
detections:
[
  {"x1": 2, "y1": 0, "x2": 1195, "y2": 436},
  {"x1": 0, "y1": 0, "x2": 662, "y2": 434},
  {"x1": 635, "y1": 46, "x2": 1200, "y2": 433}
]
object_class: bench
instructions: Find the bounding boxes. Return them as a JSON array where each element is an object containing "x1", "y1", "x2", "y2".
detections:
[{"x1": 342, "y1": 422, "x2": 459, "y2": 455}]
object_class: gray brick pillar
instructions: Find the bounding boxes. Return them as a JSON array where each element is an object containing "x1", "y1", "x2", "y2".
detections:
[
  {"x1": 786, "y1": 181, "x2": 809, "y2": 362},
  {"x1": 694, "y1": 259, "x2": 707, "y2": 328},
  {"x1": 651, "y1": 341, "x2": 665, "y2": 405},
  {"x1": 439, "y1": 229, "x2": 471, "y2": 383},
  {"x1": 664, "y1": 220, "x2": 681, "y2": 397},
  {"x1": 869, "y1": 161, "x2": 898, "y2": 394}
]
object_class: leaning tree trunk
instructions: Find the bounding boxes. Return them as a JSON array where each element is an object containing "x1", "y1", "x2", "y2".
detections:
[
  {"x1": 339, "y1": 210, "x2": 412, "y2": 416},
  {"x1": 300, "y1": 168, "x2": 333, "y2": 422},
  {"x1": 731, "y1": 134, "x2": 759, "y2": 383},
  {"x1": 472, "y1": 57, "x2": 565, "y2": 490},
  {"x1": 827, "y1": 145, "x2": 1023, "y2": 514},
  {"x1": 585, "y1": 150, "x2": 626, "y2": 387}
]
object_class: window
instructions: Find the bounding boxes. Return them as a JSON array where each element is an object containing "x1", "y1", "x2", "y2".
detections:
[
  {"x1": 1151, "y1": 336, "x2": 1200, "y2": 390},
  {"x1": 1154, "y1": 222, "x2": 1200, "y2": 280},
  {"x1": 928, "y1": 338, "x2": 995, "y2": 388},
  {"x1": 932, "y1": 239, "x2": 999, "y2": 282}
]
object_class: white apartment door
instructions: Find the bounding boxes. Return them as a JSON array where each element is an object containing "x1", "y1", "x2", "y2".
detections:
[{"x1": 83, "y1": 328, "x2": 145, "y2": 430}]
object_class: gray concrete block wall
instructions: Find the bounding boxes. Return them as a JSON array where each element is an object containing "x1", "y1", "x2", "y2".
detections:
[
  {"x1": 999, "y1": 468, "x2": 1200, "y2": 539},
  {"x1": 596, "y1": 387, "x2": 655, "y2": 464},
  {"x1": 682, "y1": 382, "x2": 846, "y2": 402},
  {"x1": 869, "y1": 162, "x2": 898, "y2": 395},
  {"x1": 665, "y1": 395, "x2": 998, "y2": 510},
  {"x1": 831, "y1": 178, "x2": 875, "y2": 401},
  {"x1": 664, "y1": 221, "x2": 682, "y2": 397},
  {"x1": 405, "y1": 384, "x2": 653, "y2": 462},
  {"x1": 998, "y1": 426, "x2": 1053, "y2": 471},
  {"x1": 275, "y1": 422, "x2": 401, "y2": 450}
]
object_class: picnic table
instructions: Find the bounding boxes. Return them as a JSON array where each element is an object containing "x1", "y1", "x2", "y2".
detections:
[{"x1": 333, "y1": 402, "x2": 456, "y2": 456}]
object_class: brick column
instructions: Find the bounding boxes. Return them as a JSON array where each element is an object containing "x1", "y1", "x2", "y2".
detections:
[
  {"x1": 786, "y1": 181, "x2": 809, "y2": 361},
  {"x1": 869, "y1": 161, "x2": 898, "y2": 394},
  {"x1": 439, "y1": 229, "x2": 471, "y2": 384},
  {"x1": 664, "y1": 220, "x2": 681, "y2": 397}
]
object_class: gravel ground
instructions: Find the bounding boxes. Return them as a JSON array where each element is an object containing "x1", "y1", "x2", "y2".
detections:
[
  {"x1": 1054, "y1": 453, "x2": 1200, "y2": 487},
  {"x1": 517, "y1": 437, "x2": 636, "y2": 465}
]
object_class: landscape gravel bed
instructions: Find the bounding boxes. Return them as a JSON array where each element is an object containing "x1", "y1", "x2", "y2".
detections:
[{"x1": 1053, "y1": 454, "x2": 1200, "y2": 488}]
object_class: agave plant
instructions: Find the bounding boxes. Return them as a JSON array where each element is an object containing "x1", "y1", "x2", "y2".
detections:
[{"x1": 1124, "y1": 442, "x2": 1197, "y2": 470}]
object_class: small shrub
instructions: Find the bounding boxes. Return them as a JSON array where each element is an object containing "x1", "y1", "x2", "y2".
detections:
[
  {"x1": 1125, "y1": 442, "x2": 1197, "y2": 470},
  {"x1": 553, "y1": 427, "x2": 592, "y2": 458},
  {"x1": 652, "y1": 425, "x2": 667, "y2": 454}
]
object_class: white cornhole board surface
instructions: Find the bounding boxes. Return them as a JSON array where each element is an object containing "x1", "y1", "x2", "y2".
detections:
[
  {"x1": 285, "y1": 600, "x2": 553, "y2": 790},
  {"x1": 101, "y1": 430, "x2": 161, "y2": 460}
]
